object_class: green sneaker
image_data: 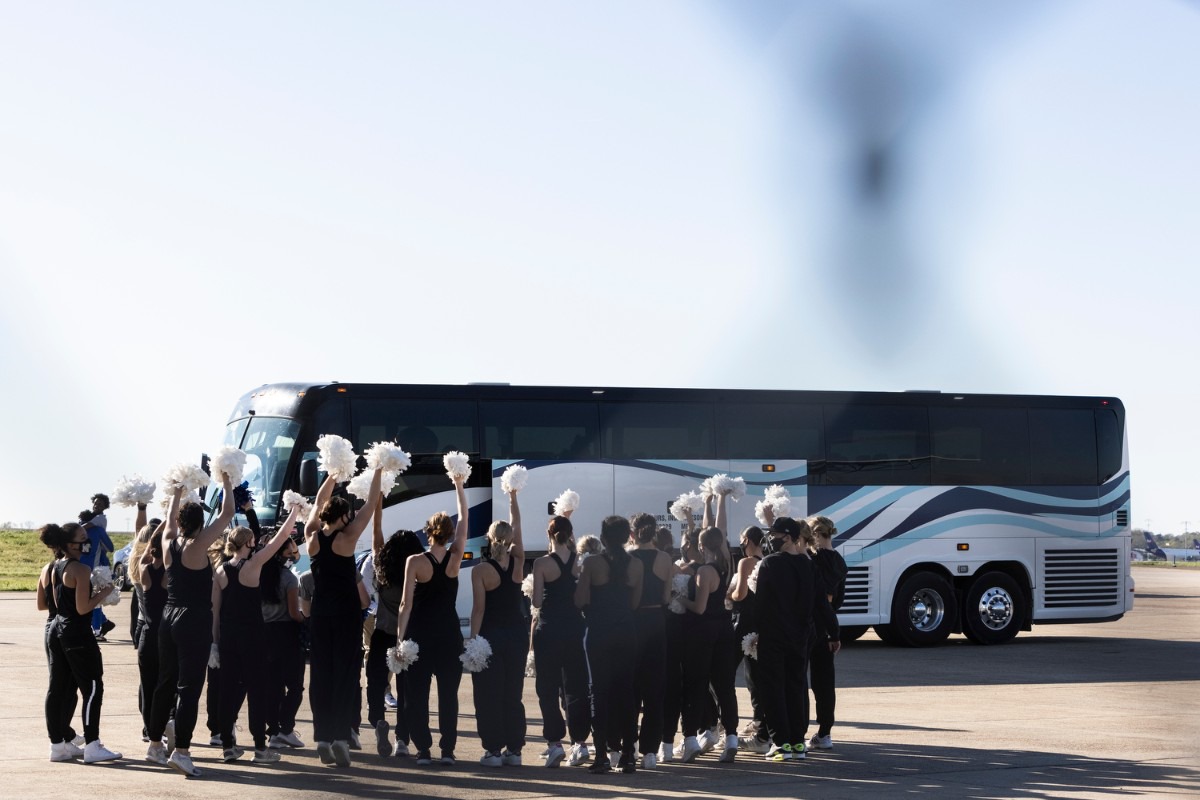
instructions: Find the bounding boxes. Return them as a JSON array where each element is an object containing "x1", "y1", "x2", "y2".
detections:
[
  {"x1": 766, "y1": 743, "x2": 793, "y2": 762},
  {"x1": 791, "y1": 742, "x2": 807, "y2": 760}
]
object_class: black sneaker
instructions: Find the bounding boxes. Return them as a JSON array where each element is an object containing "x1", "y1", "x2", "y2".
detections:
[
  {"x1": 100, "y1": 619, "x2": 117, "y2": 637},
  {"x1": 587, "y1": 756, "x2": 612, "y2": 774}
]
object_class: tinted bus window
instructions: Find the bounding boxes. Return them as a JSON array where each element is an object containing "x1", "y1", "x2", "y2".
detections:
[
  {"x1": 1030, "y1": 408, "x2": 1098, "y2": 485},
  {"x1": 602, "y1": 402, "x2": 715, "y2": 460},
  {"x1": 352, "y1": 398, "x2": 478, "y2": 455},
  {"x1": 931, "y1": 407, "x2": 1030, "y2": 485},
  {"x1": 482, "y1": 401, "x2": 599, "y2": 460},
  {"x1": 718, "y1": 402, "x2": 824, "y2": 460},
  {"x1": 1096, "y1": 408, "x2": 1122, "y2": 482},
  {"x1": 823, "y1": 404, "x2": 930, "y2": 485}
]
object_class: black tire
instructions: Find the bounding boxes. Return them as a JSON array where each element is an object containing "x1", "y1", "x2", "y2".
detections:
[
  {"x1": 889, "y1": 571, "x2": 957, "y2": 647},
  {"x1": 961, "y1": 571, "x2": 1024, "y2": 645},
  {"x1": 839, "y1": 625, "x2": 869, "y2": 643},
  {"x1": 873, "y1": 623, "x2": 904, "y2": 645}
]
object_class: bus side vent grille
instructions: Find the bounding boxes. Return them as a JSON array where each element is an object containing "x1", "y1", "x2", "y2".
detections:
[
  {"x1": 840, "y1": 566, "x2": 871, "y2": 614},
  {"x1": 1042, "y1": 549, "x2": 1121, "y2": 608},
  {"x1": 1115, "y1": 509, "x2": 1129, "y2": 527}
]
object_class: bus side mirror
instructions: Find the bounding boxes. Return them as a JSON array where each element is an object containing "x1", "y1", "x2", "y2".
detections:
[{"x1": 298, "y1": 458, "x2": 318, "y2": 496}]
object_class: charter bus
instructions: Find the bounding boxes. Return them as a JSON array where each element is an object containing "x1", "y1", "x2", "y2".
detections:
[{"x1": 207, "y1": 382, "x2": 1131, "y2": 647}]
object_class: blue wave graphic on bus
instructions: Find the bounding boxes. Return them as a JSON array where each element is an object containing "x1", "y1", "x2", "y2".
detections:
[{"x1": 490, "y1": 458, "x2": 809, "y2": 490}]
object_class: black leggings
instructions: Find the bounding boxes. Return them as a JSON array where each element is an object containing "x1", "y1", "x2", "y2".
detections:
[
  {"x1": 135, "y1": 620, "x2": 161, "y2": 737},
  {"x1": 309, "y1": 611, "x2": 363, "y2": 744},
  {"x1": 264, "y1": 621, "x2": 306, "y2": 737},
  {"x1": 471, "y1": 625, "x2": 527, "y2": 755},
  {"x1": 681, "y1": 616, "x2": 739, "y2": 738},
  {"x1": 403, "y1": 633, "x2": 463, "y2": 754},
  {"x1": 43, "y1": 620, "x2": 78, "y2": 743},
  {"x1": 46, "y1": 628, "x2": 103, "y2": 743},
  {"x1": 809, "y1": 637, "x2": 835, "y2": 736},
  {"x1": 532, "y1": 623, "x2": 590, "y2": 744},
  {"x1": 219, "y1": 623, "x2": 268, "y2": 749},
  {"x1": 150, "y1": 605, "x2": 212, "y2": 750},
  {"x1": 365, "y1": 627, "x2": 409, "y2": 743},
  {"x1": 584, "y1": 622, "x2": 638, "y2": 757},
  {"x1": 633, "y1": 608, "x2": 665, "y2": 754}
]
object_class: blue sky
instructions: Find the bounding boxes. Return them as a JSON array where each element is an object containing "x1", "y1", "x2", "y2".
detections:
[{"x1": 1, "y1": 1, "x2": 1197, "y2": 533}]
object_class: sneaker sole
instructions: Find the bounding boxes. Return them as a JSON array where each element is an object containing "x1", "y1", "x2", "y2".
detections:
[
  {"x1": 168, "y1": 760, "x2": 201, "y2": 777},
  {"x1": 546, "y1": 751, "x2": 565, "y2": 768}
]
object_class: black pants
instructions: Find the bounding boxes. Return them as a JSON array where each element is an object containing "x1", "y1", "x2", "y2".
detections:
[
  {"x1": 205, "y1": 666, "x2": 221, "y2": 737},
  {"x1": 135, "y1": 619, "x2": 161, "y2": 737},
  {"x1": 264, "y1": 621, "x2": 306, "y2": 737},
  {"x1": 681, "y1": 616, "x2": 739, "y2": 738},
  {"x1": 472, "y1": 625, "x2": 527, "y2": 755},
  {"x1": 364, "y1": 627, "x2": 409, "y2": 743},
  {"x1": 532, "y1": 622, "x2": 590, "y2": 744},
  {"x1": 756, "y1": 634, "x2": 808, "y2": 747},
  {"x1": 309, "y1": 611, "x2": 362, "y2": 744},
  {"x1": 809, "y1": 637, "x2": 835, "y2": 736},
  {"x1": 403, "y1": 633, "x2": 462, "y2": 754},
  {"x1": 633, "y1": 608, "x2": 665, "y2": 754},
  {"x1": 584, "y1": 622, "x2": 638, "y2": 757},
  {"x1": 219, "y1": 623, "x2": 268, "y2": 750},
  {"x1": 43, "y1": 620, "x2": 78, "y2": 743},
  {"x1": 46, "y1": 626, "x2": 103, "y2": 743},
  {"x1": 150, "y1": 604, "x2": 212, "y2": 750}
]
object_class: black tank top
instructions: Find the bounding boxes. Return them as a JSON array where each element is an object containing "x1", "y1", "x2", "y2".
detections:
[
  {"x1": 631, "y1": 549, "x2": 665, "y2": 609},
  {"x1": 311, "y1": 528, "x2": 359, "y2": 617},
  {"x1": 52, "y1": 560, "x2": 91, "y2": 640},
  {"x1": 585, "y1": 554, "x2": 633, "y2": 628},
  {"x1": 136, "y1": 564, "x2": 167, "y2": 627},
  {"x1": 480, "y1": 557, "x2": 523, "y2": 634},
  {"x1": 693, "y1": 563, "x2": 730, "y2": 621},
  {"x1": 220, "y1": 561, "x2": 265, "y2": 628},
  {"x1": 409, "y1": 551, "x2": 460, "y2": 641},
  {"x1": 166, "y1": 538, "x2": 214, "y2": 610},
  {"x1": 731, "y1": 556, "x2": 760, "y2": 634},
  {"x1": 536, "y1": 551, "x2": 580, "y2": 632}
]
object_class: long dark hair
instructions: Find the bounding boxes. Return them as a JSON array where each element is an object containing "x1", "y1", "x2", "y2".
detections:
[
  {"x1": 376, "y1": 530, "x2": 424, "y2": 588},
  {"x1": 600, "y1": 515, "x2": 632, "y2": 586}
]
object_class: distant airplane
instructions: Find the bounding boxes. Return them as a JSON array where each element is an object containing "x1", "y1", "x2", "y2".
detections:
[{"x1": 1143, "y1": 531, "x2": 1168, "y2": 560}]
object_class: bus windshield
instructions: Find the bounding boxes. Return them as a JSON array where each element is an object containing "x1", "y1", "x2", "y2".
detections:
[{"x1": 214, "y1": 416, "x2": 299, "y2": 525}]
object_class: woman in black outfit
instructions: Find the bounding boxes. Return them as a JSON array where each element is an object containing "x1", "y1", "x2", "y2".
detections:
[
  {"x1": 806, "y1": 515, "x2": 848, "y2": 750},
  {"x1": 262, "y1": 535, "x2": 307, "y2": 749},
  {"x1": 212, "y1": 512, "x2": 300, "y2": 764},
  {"x1": 147, "y1": 476, "x2": 236, "y2": 777},
  {"x1": 679, "y1": 525, "x2": 740, "y2": 763},
  {"x1": 575, "y1": 515, "x2": 644, "y2": 774},
  {"x1": 628, "y1": 513, "x2": 672, "y2": 769},
  {"x1": 130, "y1": 520, "x2": 167, "y2": 745},
  {"x1": 366, "y1": 495, "x2": 423, "y2": 757},
  {"x1": 728, "y1": 525, "x2": 765, "y2": 747},
  {"x1": 37, "y1": 525, "x2": 83, "y2": 761},
  {"x1": 305, "y1": 468, "x2": 383, "y2": 768},
  {"x1": 394, "y1": 471, "x2": 468, "y2": 766},
  {"x1": 469, "y1": 484, "x2": 526, "y2": 766},
  {"x1": 531, "y1": 515, "x2": 591, "y2": 768},
  {"x1": 43, "y1": 522, "x2": 121, "y2": 764}
]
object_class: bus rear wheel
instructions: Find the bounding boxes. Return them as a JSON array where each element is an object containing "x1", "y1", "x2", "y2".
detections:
[
  {"x1": 890, "y1": 571, "x2": 957, "y2": 647},
  {"x1": 962, "y1": 571, "x2": 1023, "y2": 645}
]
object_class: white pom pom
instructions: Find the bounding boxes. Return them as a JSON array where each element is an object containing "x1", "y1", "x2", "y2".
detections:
[
  {"x1": 90, "y1": 566, "x2": 121, "y2": 606},
  {"x1": 756, "y1": 486, "x2": 792, "y2": 524},
  {"x1": 747, "y1": 559, "x2": 762, "y2": 595},
  {"x1": 211, "y1": 446, "x2": 248, "y2": 485},
  {"x1": 765, "y1": 484, "x2": 789, "y2": 500},
  {"x1": 552, "y1": 489, "x2": 579, "y2": 516},
  {"x1": 283, "y1": 490, "x2": 313, "y2": 518},
  {"x1": 741, "y1": 632, "x2": 759, "y2": 661},
  {"x1": 460, "y1": 636, "x2": 493, "y2": 673},
  {"x1": 500, "y1": 464, "x2": 528, "y2": 494},
  {"x1": 700, "y1": 477, "x2": 715, "y2": 499},
  {"x1": 367, "y1": 442, "x2": 412, "y2": 474},
  {"x1": 754, "y1": 500, "x2": 770, "y2": 526},
  {"x1": 348, "y1": 469, "x2": 398, "y2": 501},
  {"x1": 521, "y1": 573, "x2": 534, "y2": 599},
  {"x1": 113, "y1": 474, "x2": 156, "y2": 507},
  {"x1": 670, "y1": 491, "x2": 702, "y2": 522},
  {"x1": 442, "y1": 451, "x2": 472, "y2": 481},
  {"x1": 317, "y1": 434, "x2": 359, "y2": 483},
  {"x1": 160, "y1": 488, "x2": 201, "y2": 512},
  {"x1": 729, "y1": 476, "x2": 746, "y2": 501},
  {"x1": 525, "y1": 649, "x2": 537, "y2": 678},
  {"x1": 388, "y1": 640, "x2": 420, "y2": 673},
  {"x1": 668, "y1": 573, "x2": 690, "y2": 615},
  {"x1": 162, "y1": 463, "x2": 210, "y2": 493}
]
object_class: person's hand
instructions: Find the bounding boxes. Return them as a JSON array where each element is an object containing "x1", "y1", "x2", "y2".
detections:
[{"x1": 829, "y1": 639, "x2": 842, "y2": 655}]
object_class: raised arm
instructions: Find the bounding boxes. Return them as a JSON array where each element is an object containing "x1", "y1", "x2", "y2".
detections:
[
  {"x1": 305, "y1": 474, "x2": 337, "y2": 543},
  {"x1": 508, "y1": 488, "x2": 524, "y2": 580},
  {"x1": 341, "y1": 468, "x2": 383, "y2": 543},
  {"x1": 247, "y1": 506, "x2": 302, "y2": 577},
  {"x1": 446, "y1": 474, "x2": 468, "y2": 576},
  {"x1": 715, "y1": 492, "x2": 728, "y2": 536},
  {"x1": 372, "y1": 492, "x2": 385, "y2": 559},
  {"x1": 163, "y1": 487, "x2": 183, "y2": 551},
  {"x1": 702, "y1": 492, "x2": 714, "y2": 529},
  {"x1": 195, "y1": 473, "x2": 236, "y2": 551},
  {"x1": 135, "y1": 503, "x2": 148, "y2": 534}
]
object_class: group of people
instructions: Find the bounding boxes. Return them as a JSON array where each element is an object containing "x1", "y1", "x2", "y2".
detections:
[{"x1": 38, "y1": 463, "x2": 847, "y2": 778}]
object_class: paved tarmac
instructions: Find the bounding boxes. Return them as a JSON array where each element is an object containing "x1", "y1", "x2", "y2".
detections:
[{"x1": 4, "y1": 567, "x2": 1198, "y2": 800}]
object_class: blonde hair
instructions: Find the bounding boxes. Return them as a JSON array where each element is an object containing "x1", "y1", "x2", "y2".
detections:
[
  {"x1": 223, "y1": 526, "x2": 255, "y2": 558},
  {"x1": 796, "y1": 517, "x2": 816, "y2": 551},
  {"x1": 486, "y1": 520, "x2": 513, "y2": 561},
  {"x1": 575, "y1": 535, "x2": 601, "y2": 556},
  {"x1": 128, "y1": 523, "x2": 156, "y2": 585},
  {"x1": 425, "y1": 512, "x2": 455, "y2": 546},
  {"x1": 807, "y1": 515, "x2": 837, "y2": 540}
]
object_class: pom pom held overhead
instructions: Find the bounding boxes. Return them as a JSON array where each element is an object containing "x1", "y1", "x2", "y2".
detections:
[{"x1": 500, "y1": 464, "x2": 528, "y2": 494}]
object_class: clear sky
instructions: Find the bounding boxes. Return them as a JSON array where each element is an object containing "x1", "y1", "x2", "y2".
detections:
[{"x1": 1, "y1": 1, "x2": 1197, "y2": 533}]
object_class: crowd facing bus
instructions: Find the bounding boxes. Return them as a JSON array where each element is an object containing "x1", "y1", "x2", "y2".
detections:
[{"x1": 36, "y1": 461, "x2": 848, "y2": 777}]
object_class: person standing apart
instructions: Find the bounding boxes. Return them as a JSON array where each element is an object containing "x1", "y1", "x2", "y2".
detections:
[{"x1": 806, "y1": 516, "x2": 848, "y2": 751}]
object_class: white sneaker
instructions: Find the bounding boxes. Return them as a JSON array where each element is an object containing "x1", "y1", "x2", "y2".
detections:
[
  {"x1": 392, "y1": 740, "x2": 411, "y2": 758},
  {"x1": 609, "y1": 750, "x2": 620, "y2": 769},
  {"x1": 71, "y1": 735, "x2": 85, "y2": 747},
  {"x1": 502, "y1": 750, "x2": 522, "y2": 766},
  {"x1": 641, "y1": 752, "x2": 657, "y2": 770},
  {"x1": 672, "y1": 741, "x2": 686, "y2": 759},
  {"x1": 740, "y1": 735, "x2": 771, "y2": 754},
  {"x1": 545, "y1": 742, "x2": 565, "y2": 768},
  {"x1": 681, "y1": 735, "x2": 702, "y2": 763},
  {"x1": 810, "y1": 734, "x2": 833, "y2": 750},
  {"x1": 567, "y1": 742, "x2": 589, "y2": 767},
  {"x1": 163, "y1": 720, "x2": 175, "y2": 752},
  {"x1": 168, "y1": 749, "x2": 201, "y2": 776},
  {"x1": 145, "y1": 743, "x2": 169, "y2": 766},
  {"x1": 208, "y1": 734, "x2": 222, "y2": 747},
  {"x1": 765, "y1": 743, "x2": 792, "y2": 762},
  {"x1": 480, "y1": 751, "x2": 503, "y2": 767},
  {"x1": 49, "y1": 742, "x2": 73, "y2": 762},
  {"x1": 272, "y1": 731, "x2": 304, "y2": 749},
  {"x1": 739, "y1": 718, "x2": 761, "y2": 736},
  {"x1": 384, "y1": 690, "x2": 398, "y2": 709},
  {"x1": 60, "y1": 740, "x2": 84, "y2": 759},
  {"x1": 348, "y1": 729, "x2": 361, "y2": 750},
  {"x1": 697, "y1": 727, "x2": 720, "y2": 754},
  {"x1": 222, "y1": 746, "x2": 245, "y2": 762},
  {"x1": 253, "y1": 748, "x2": 281, "y2": 764},
  {"x1": 316, "y1": 741, "x2": 335, "y2": 765},
  {"x1": 331, "y1": 740, "x2": 352, "y2": 767},
  {"x1": 658, "y1": 741, "x2": 674, "y2": 763},
  {"x1": 718, "y1": 734, "x2": 738, "y2": 763},
  {"x1": 83, "y1": 740, "x2": 121, "y2": 764}
]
